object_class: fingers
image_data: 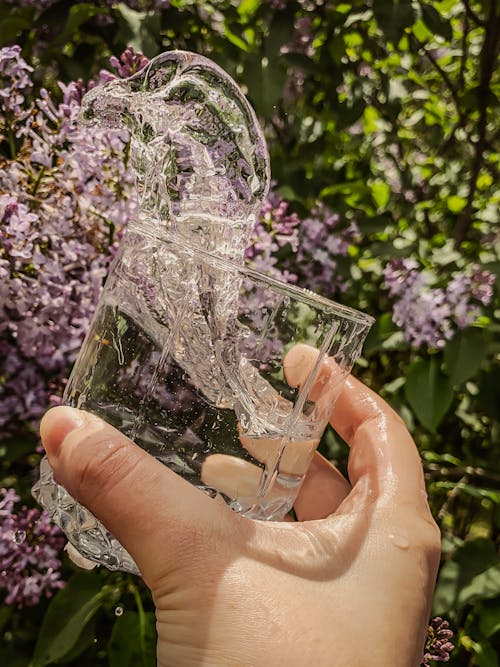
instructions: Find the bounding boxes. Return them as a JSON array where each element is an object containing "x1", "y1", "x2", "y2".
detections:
[
  {"x1": 329, "y1": 374, "x2": 427, "y2": 507},
  {"x1": 283, "y1": 344, "x2": 428, "y2": 510},
  {"x1": 40, "y1": 406, "x2": 230, "y2": 579},
  {"x1": 293, "y1": 452, "x2": 351, "y2": 521}
]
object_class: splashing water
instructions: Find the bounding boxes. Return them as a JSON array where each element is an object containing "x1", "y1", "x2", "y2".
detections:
[
  {"x1": 80, "y1": 51, "x2": 271, "y2": 413},
  {"x1": 32, "y1": 51, "x2": 358, "y2": 574}
]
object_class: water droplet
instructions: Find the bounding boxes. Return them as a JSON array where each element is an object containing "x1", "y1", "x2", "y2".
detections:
[
  {"x1": 388, "y1": 533, "x2": 409, "y2": 550},
  {"x1": 13, "y1": 530, "x2": 26, "y2": 544},
  {"x1": 115, "y1": 606, "x2": 124, "y2": 616}
]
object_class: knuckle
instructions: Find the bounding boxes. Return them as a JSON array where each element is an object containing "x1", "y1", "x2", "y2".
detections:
[{"x1": 70, "y1": 430, "x2": 142, "y2": 505}]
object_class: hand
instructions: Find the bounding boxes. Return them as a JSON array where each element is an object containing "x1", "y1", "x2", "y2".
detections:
[{"x1": 40, "y1": 365, "x2": 440, "y2": 667}]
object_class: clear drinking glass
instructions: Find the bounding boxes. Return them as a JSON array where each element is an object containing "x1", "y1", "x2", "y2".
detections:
[{"x1": 33, "y1": 224, "x2": 373, "y2": 574}]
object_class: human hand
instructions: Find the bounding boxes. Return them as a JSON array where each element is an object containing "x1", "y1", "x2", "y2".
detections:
[{"x1": 40, "y1": 353, "x2": 440, "y2": 667}]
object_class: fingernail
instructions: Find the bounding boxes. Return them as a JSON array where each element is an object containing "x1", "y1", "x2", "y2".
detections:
[{"x1": 40, "y1": 406, "x2": 85, "y2": 457}]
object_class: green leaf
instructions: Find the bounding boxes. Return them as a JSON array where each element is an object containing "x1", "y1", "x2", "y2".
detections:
[
  {"x1": 363, "y1": 312, "x2": 399, "y2": 355},
  {"x1": 433, "y1": 538, "x2": 498, "y2": 616},
  {"x1": 477, "y1": 366, "x2": 500, "y2": 420},
  {"x1": 0, "y1": 16, "x2": 32, "y2": 45},
  {"x1": 458, "y1": 564, "x2": 500, "y2": 607},
  {"x1": 373, "y1": 0, "x2": 416, "y2": 43},
  {"x1": 443, "y1": 328, "x2": 488, "y2": 385},
  {"x1": 49, "y1": 3, "x2": 103, "y2": 49},
  {"x1": 32, "y1": 572, "x2": 105, "y2": 667},
  {"x1": 108, "y1": 611, "x2": 157, "y2": 667},
  {"x1": 447, "y1": 195, "x2": 467, "y2": 213},
  {"x1": 370, "y1": 180, "x2": 391, "y2": 210},
  {"x1": 474, "y1": 639, "x2": 499, "y2": 667},
  {"x1": 115, "y1": 3, "x2": 160, "y2": 57},
  {"x1": 479, "y1": 598, "x2": 500, "y2": 638},
  {"x1": 244, "y1": 55, "x2": 287, "y2": 118},
  {"x1": 0, "y1": 436, "x2": 36, "y2": 461},
  {"x1": 405, "y1": 357, "x2": 454, "y2": 432},
  {"x1": 420, "y1": 4, "x2": 453, "y2": 41}
]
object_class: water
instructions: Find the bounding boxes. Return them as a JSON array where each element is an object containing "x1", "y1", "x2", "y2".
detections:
[{"x1": 32, "y1": 51, "x2": 350, "y2": 574}]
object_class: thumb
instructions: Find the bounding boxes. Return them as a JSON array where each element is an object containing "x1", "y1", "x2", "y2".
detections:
[{"x1": 40, "y1": 406, "x2": 229, "y2": 579}]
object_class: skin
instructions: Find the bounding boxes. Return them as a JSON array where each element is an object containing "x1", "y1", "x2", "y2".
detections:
[{"x1": 40, "y1": 360, "x2": 440, "y2": 667}]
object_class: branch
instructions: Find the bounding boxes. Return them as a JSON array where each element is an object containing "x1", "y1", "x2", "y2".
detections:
[
  {"x1": 462, "y1": 0, "x2": 486, "y2": 27},
  {"x1": 425, "y1": 463, "x2": 500, "y2": 485},
  {"x1": 411, "y1": 35, "x2": 466, "y2": 125}
]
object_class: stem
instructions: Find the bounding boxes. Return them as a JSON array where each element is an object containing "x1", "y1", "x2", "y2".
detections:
[
  {"x1": 31, "y1": 166, "x2": 45, "y2": 197},
  {"x1": 130, "y1": 583, "x2": 148, "y2": 666},
  {"x1": 8, "y1": 128, "x2": 16, "y2": 159},
  {"x1": 425, "y1": 462, "x2": 500, "y2": 485},
  {"x1": 462, "y1": 0, "x2": 486, "y2": 27}
]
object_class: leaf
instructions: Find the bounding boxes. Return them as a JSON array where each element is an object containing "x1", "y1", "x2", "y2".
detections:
[
  {"x1": 363, "y1": 312, "x2": 399, "y2": 355},
  {"x1": 108, "y1": 611, "x2": 157, "y2": 667},
  {"x1": 0, "y1": 16, "x2": 32, "y2": 45},
  {"x1": 244, "y1": 55, "x2": 287, "y2": 118},
  {"x1": 420, "y1": 4, "x2": 453, "y2": 41},
  {"x1": 0, "y1": 436, "x2": 36, "y2": 461},
  {"x1": 405, "y1": 357, "x2": 454, "y2": 432},
  {"x1": 474, "y1": 639, "x2": 499, "y2": 667},
  {"x1": 372, "y1": 0, "x2": 416, "y2": 43},
  {"x1": 479, "y1": 598, "x2": 500, "y2": 638},
  {"x1": 49, "y1": 3, "x2": 103, "y2": 49},
  {"x1": 433, "y1": 538, "x2": 498, "y2": 616},
  {"x1": 458, "y1": 564, "x2": 500, "y2": 607},
  {"x1": 115, "y1": 3, "x2": 160, "y2": 57},
  {"x1": 443, "y1": 328, "x2": 488, "y2": 385},
  {"x1": 32, "y1": 571, "x2": 104, "y2": 667},
  {"x1": 477, "y1": 366, "x2": 500, "y2": 420},
  {"x1": 447, "y1": 195, "x2": 467, "y2": 213},
  {"x1": 370, "y1": 180, "x2": 391, "y2": 210}
]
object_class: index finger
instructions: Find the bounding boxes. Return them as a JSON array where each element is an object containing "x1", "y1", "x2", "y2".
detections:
[
  {"x1": 330, "y1": 374, "x2": 426, "y2": 507},
  {"x1": 284, "y1": 344, "x2": 427, "y2": 508}
]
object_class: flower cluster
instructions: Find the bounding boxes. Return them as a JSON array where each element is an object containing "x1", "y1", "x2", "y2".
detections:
[
  {"x1": 421, "y1": 617, "x2": 455, "y2": 664},
  {"x1": 0, "y1": 46, "x2": 138, "y2": 437},
  {"x1": 383, "y1": 258, "x2": 496, "y2": 349},
  {"x1": 0, "y1": 488, "x2": 65, "y2": 607},
  {"x1": 245, "y1": 190, "x2": 300, "y2": 283},
  {"x1": 99, "y1": 46, "x2": 150, "y2": 82},
  {"x1": 294, "y1": 202, "x2": 360, "y2": 297}
]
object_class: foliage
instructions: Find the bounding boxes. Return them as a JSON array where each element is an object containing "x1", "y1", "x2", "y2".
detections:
[{"x1": 0, "y1": 0, "x2": 499, "y2": 665}]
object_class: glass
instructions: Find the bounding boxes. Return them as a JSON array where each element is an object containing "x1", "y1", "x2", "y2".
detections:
[
  {"x1": 33, "y1": 225, "x2": 373, "y2": 573},
  {"x1": 32, "y1": 49, "x2": 373, "y2": 574}
]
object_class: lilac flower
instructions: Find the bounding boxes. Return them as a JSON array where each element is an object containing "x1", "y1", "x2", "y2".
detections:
[
  {"x1": 100, "y1": 46, "x2": 150, "y2": 83},
  {"x1": 246, "y1": 190, "x2": 300, "y2": 283},
  {"x1": 383, "y1": 259, "x2": 495, "y2": 349},
  {"x1": 0, "y1": 47, "x2": 138, "y2": 437},
  {"x1": 0, "y1": 488, "x2": 65, "y2": 607},
  {"x1": 421, "y1": 617, "x2": 455, "y2": 664},
  {"x1": 294, "y1": 202, "x2": 360, "y2": 297},
  {"x1": 0, "y1": 45, "x2": 33, "y2": 129}
]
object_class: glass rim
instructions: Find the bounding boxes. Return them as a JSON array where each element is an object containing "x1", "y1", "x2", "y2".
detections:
[{"x1": 128, "y1": 222, "x2": 375, "y2": 328}]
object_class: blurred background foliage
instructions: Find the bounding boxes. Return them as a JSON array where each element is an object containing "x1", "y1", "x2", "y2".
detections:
[{"x1": 0, "y1": 0, "x2": 499, "y2": 665}]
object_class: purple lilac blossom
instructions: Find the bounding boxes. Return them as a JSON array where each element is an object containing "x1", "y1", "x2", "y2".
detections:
[
  {"x1": 99, "y1": 46, "x2": 150, "y2": 83},
  {"x1": 294, "y1": 202, "x2": 360, "y2": 297},
  {"x1": 383, "y1": 259, "x2": 496, "y2": 348},
  {"x1": 421, "y1": 617, "x2": 455, "y2": 664},
  {"x1": 0, "y1": 488, "x2": 65, "y2": 607},
  {"x1": 245, "y1": 190, "x2": 300, "y2": 284},
  {"x1": 0, "y1": 45, "x2": 33, "y2": 126},
  {"x1": 0, "y1": 47, "x2": 138, "y2": 437}
]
